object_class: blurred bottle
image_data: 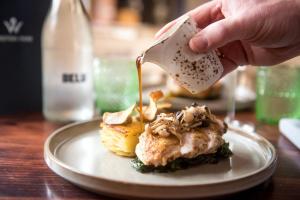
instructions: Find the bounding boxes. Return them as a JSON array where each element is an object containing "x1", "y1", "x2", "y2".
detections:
[
  {"x1": 42, "y1": 0, "x2": 94, "y2": 122},
  {"x1": 256, "y1": 57, "x2": 300, "y2": 124},
  {"x1": 91, "y1": 0, "x2": 117, "y2": 24}
]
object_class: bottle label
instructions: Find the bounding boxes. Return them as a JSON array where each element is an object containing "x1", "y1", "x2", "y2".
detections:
[{"x1": 62, "y1": 73, "x2": 86, "y2": 83}]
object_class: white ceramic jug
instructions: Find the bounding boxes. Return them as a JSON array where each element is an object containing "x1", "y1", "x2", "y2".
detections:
[{"x1": 142, "y1": 15, "x2": 223, "y2": 94}]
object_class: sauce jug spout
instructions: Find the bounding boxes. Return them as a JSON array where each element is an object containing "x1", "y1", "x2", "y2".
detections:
[{"x1": 141, "y1": 47, "x2": 164, "y2": 66}]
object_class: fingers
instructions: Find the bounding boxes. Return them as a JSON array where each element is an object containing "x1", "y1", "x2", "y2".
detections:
[
  {"x1": 190, "y1": 0, "x2": 223, "y2": 29},
  {"x1": 155, "y1": 0, "x2": 220, "y2": 39},
  {"x1": 189, "y1": 18, "x2": 242, "y2": 53}
]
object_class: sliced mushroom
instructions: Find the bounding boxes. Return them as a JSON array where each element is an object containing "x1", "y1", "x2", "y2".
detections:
[
  {"x1": 103, "y1": 104, "x2": 135, "y2": 125},
  {"x1": 157, "y1": 102, "x2": 172, "y2": 110},
  {"x1": 142, "y1": 90, "x2": 164, "y2": 121},
  {"x1": 182, "y1": 108, "x2": 195, "y2": 123}
]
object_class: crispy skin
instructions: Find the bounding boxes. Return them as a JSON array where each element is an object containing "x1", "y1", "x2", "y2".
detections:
[
  {"x1": 136, "y1": 131, "x2": 181, "y2": 166},
  {"x1": 136, "y1": 124, "x2": 224, "y2": 166}
]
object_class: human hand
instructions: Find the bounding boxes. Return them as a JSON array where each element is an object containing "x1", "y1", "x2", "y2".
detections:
[{"x1": 156, "y1": 0, "x2": 300, "y2": 75}]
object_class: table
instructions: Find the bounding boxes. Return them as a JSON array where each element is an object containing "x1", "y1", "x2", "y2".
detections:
[{"x1": 0, "y1": 112, "x2": 299, "y2": 200}]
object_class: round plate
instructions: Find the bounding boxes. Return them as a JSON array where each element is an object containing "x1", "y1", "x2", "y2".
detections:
[{"x1": 44, "y1": 119, "x2": 277, "y2": 199}]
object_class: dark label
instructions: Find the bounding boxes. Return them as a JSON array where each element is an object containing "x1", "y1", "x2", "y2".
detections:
[{"x1": 62, "y1": 73, "x2": 86, "y2": 83}]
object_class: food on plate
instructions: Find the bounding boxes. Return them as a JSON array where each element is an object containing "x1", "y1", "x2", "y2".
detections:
[
  {"x1": 100, "y1": 91, "x2": 165, "y2": 157},
  {"x1": 101, "y1": 104, "x2": 143, "y2": 157},
  {"x1": 132, "y1": 142, "x2": 231, "y2": 173},
  {"x1": 100, "y1": 92, "x2": 232, "y2": 172},
  {"x1": 167, "y1": 77, "x2": 223, "y2": 99},
  {"x1": 132, "y1": 104, "x2": 232, "y2": 172},
  {"x1": 101, "y1": 117, "x2": 144, "y2": 157}
]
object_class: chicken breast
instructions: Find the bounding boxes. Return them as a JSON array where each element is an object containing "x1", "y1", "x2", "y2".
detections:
[{"x1": 135, "y1": 105, "x2": 227, "y2": 167}]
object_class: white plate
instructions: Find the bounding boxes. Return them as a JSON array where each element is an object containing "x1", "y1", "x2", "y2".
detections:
[{"x1": 44, "y1": 119, "x2": 277, "y2": 199}]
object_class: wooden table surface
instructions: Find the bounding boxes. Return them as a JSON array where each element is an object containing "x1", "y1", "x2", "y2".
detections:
[{"x1": 0, "y1": 112, "x2": 299, "y2": 200}]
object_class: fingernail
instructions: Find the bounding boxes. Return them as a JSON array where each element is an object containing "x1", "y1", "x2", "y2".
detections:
[{"x1": 189, "y1": 35, "x2": 208, "y2": 53}]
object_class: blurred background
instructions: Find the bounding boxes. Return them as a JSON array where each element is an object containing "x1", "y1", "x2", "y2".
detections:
[{"x1": 0, "y1": 0, "x2": 299, "y2": 124}]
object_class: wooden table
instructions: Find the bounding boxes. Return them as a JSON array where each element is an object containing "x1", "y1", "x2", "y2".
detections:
[{"x1": 0, "y1": 112, "x2": 299, "y2": 200}]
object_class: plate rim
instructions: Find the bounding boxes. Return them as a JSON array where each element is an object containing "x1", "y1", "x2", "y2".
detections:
[{"x1": 44, "y1": 119, "x2": 277, "y2": 198}]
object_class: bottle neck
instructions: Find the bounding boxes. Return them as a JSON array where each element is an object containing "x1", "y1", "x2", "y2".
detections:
[{"x1": 50, "y1": 0, "x2": 85, "y2": 16}]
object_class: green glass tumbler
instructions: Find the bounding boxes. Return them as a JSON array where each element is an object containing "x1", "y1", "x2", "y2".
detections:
[
  {"x1": 256, "y1": 64, "x2": 300, "y2": 124},
  {"x1": 93, "y1": 58, "x2": 138, "y2": 113}
]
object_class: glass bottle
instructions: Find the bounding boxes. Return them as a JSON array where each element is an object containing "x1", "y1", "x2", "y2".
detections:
[{"x1": 42, "y1": 0, "x2": 94, "y2": 122}]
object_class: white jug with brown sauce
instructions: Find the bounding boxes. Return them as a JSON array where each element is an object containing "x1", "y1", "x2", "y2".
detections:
[{"x1": 141, "y1": 15, "x2": 223, "y2": 94}]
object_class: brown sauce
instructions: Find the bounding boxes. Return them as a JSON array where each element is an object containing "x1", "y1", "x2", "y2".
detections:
[{"x1": 136, "y1": 56, "x2": 143, "y2": 123}]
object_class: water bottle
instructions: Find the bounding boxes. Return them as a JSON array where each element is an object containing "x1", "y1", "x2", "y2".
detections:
[{"x1": 42, "y1": 0, "x2": 94, "y2": 122}]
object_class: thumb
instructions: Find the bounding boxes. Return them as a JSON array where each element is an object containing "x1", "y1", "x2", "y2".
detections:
[{"x1": 189, "y1": 18, "x2": 242, "y2": 53}]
